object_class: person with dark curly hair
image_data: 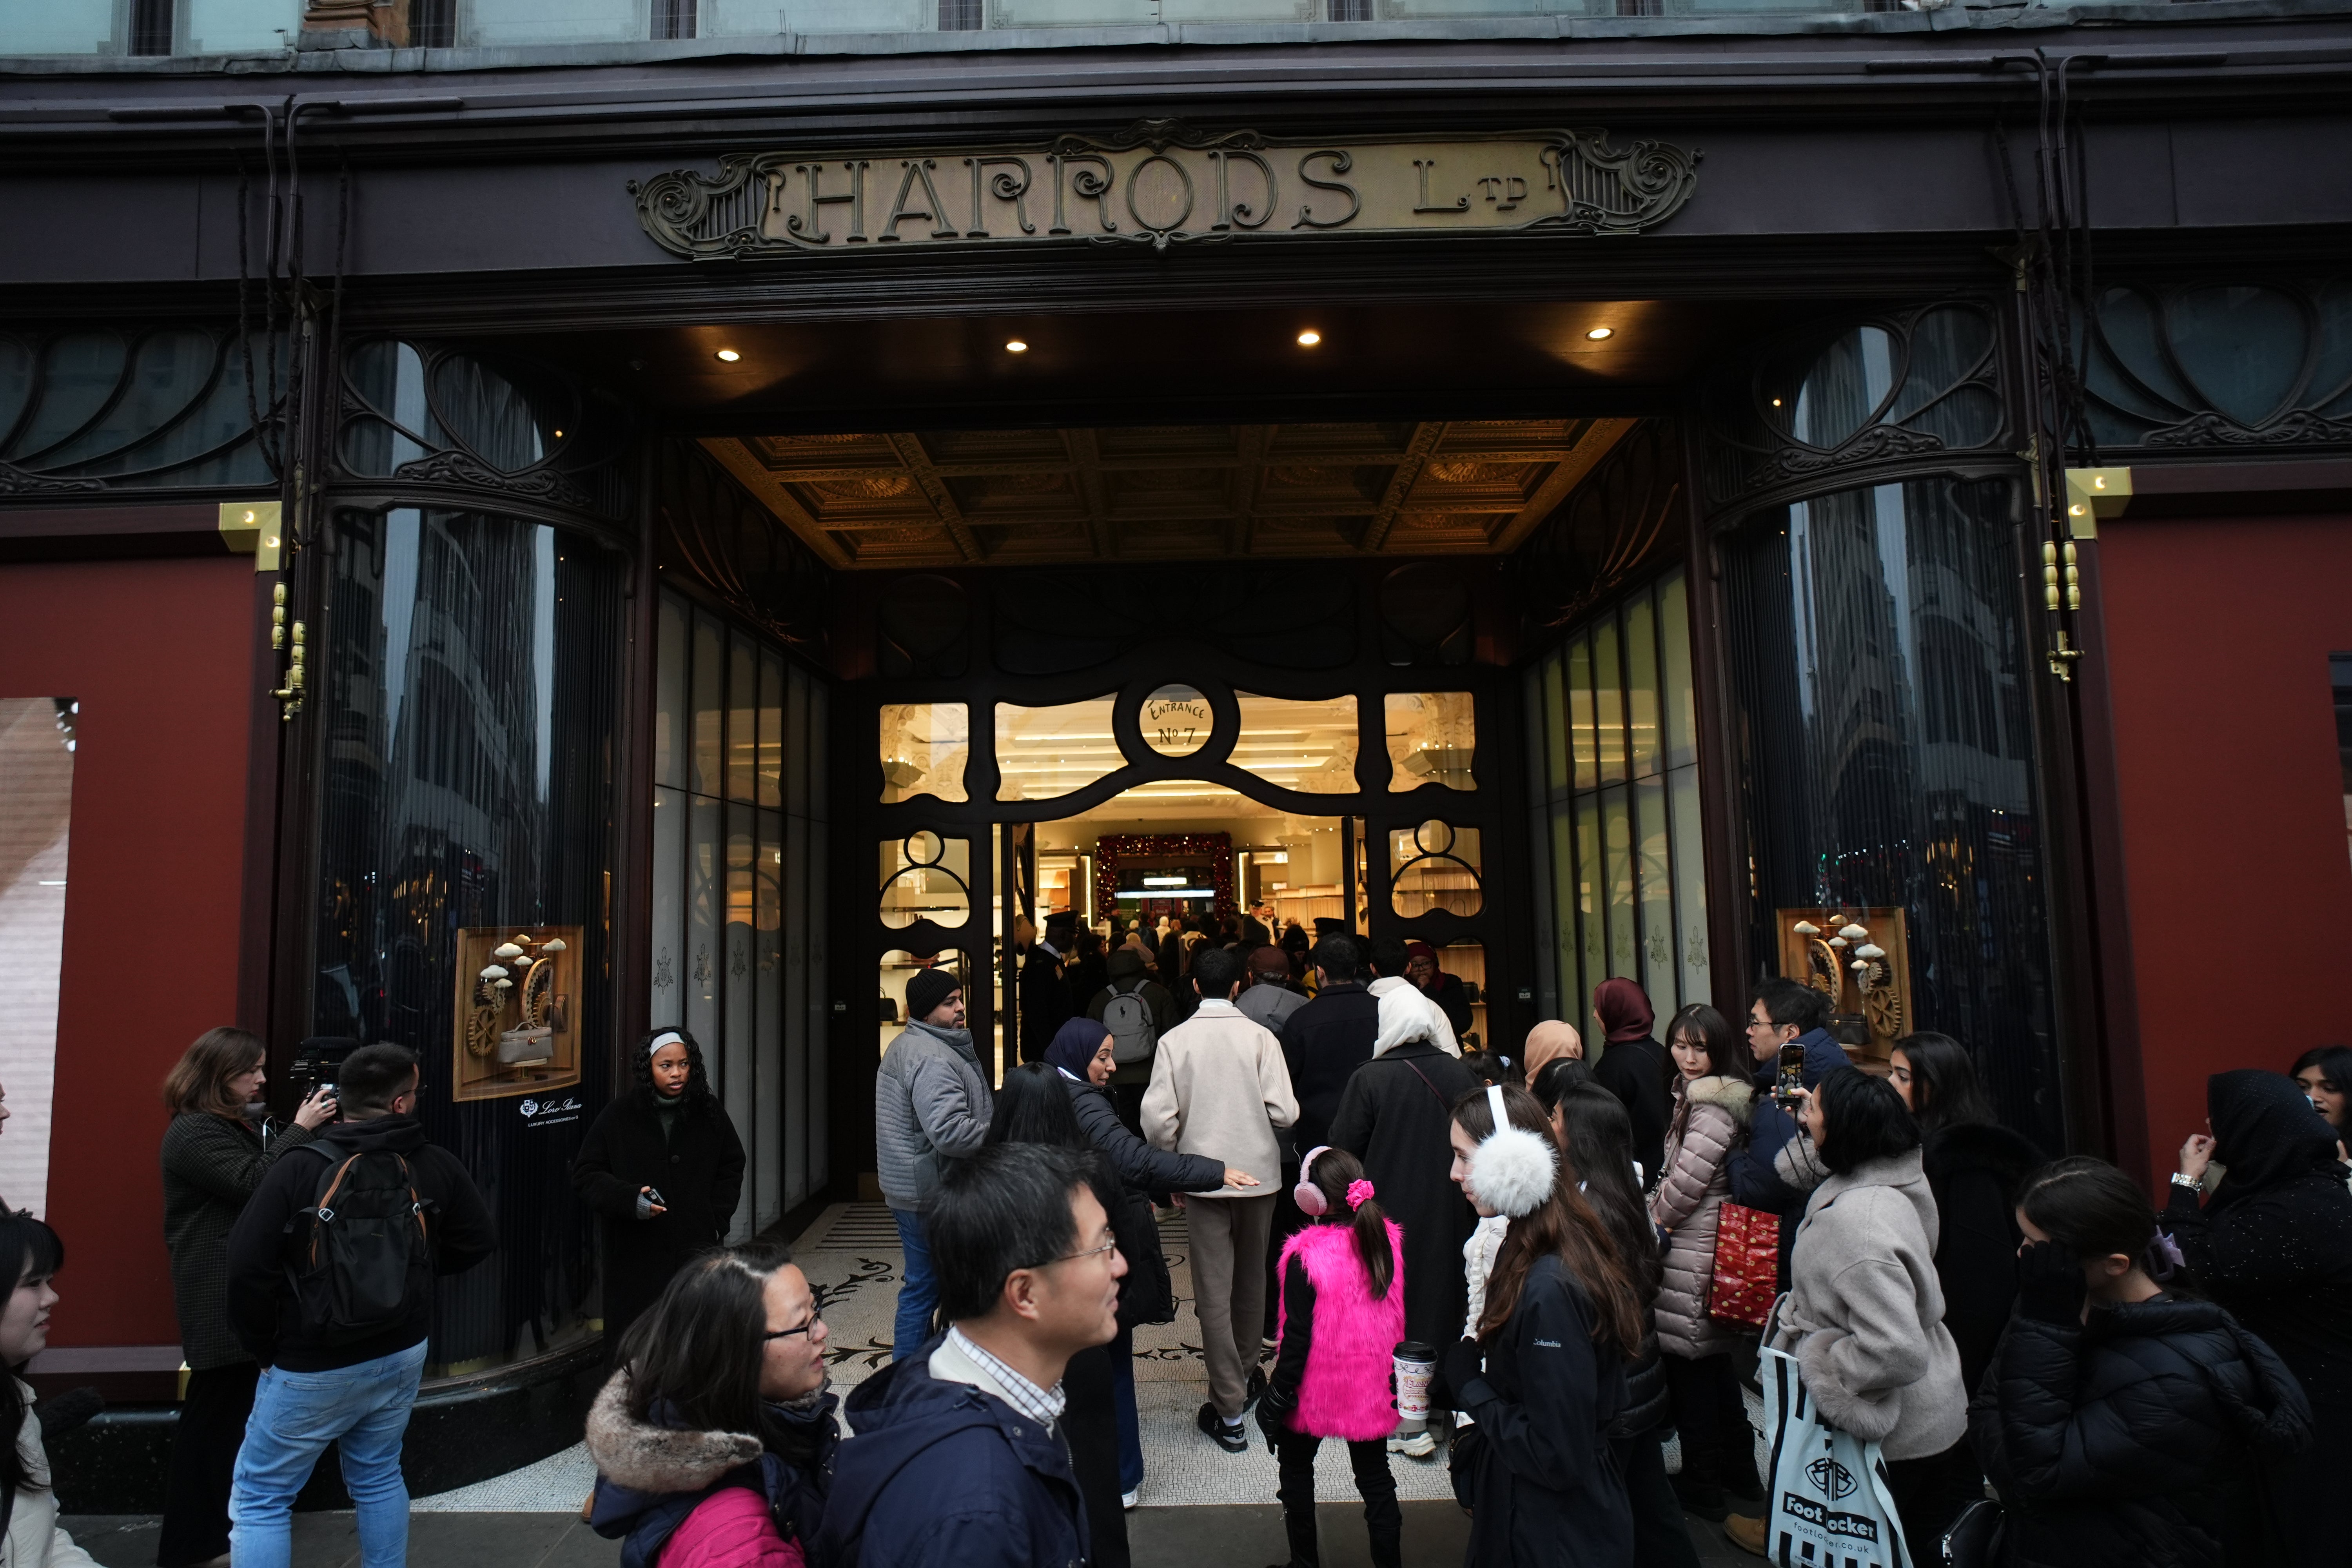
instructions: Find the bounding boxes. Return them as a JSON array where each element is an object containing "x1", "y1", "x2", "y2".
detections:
[{"x1": 573, "y1": 1027, "x2": 748, "y2": 1361}]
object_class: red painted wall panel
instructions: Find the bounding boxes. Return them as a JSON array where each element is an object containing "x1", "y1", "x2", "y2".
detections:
[
  {"x1": 2099, "y1": 514, "x2": 2352, "y2": 1187},
  {"x1": 0, "y1": 556, "x2": 256, "y2": 1348}
]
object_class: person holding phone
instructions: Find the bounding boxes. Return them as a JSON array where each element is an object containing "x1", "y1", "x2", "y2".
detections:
[
  {"x1": 156, "y1": 1026, "x2": 338, "y2": 1568},
  {"x1": 574, "y1": 1028, "x2": 748, "y2": 1363},
  {"x1": 1725, "y1": 978, "x2": 1847, "y2": 1293}
]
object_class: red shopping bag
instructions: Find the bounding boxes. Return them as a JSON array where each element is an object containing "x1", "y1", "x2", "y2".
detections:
[{"x1": 1706, "y1": 1201, "x2": 1779, "y2": 1329}]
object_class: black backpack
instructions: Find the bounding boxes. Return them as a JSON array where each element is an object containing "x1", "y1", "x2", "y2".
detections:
[{"x1": 284, "y1": 1138, "x2": 435, "y2": 1345}]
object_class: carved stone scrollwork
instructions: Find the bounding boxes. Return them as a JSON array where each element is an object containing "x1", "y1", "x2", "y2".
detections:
[{"x1": 628, "y1": 119, "x2": 1700, "y2": 261}]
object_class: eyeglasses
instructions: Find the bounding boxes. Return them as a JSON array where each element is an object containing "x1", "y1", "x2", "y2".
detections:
[
  {"x1": 763, "y1": 1308, "x2": 823, "y2": 1342},
  {"x1": 1044, "y1": 1237, "x2": 1120, "y2": 1269}
]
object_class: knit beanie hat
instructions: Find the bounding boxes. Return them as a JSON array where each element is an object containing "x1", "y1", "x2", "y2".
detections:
[{"x1": 904, "y1": 967, "x2": 961, "y2": 1025}]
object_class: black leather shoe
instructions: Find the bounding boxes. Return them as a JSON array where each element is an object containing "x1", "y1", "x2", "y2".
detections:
[{"x1": 1197, "y1": 1402, "x2": 1250, "y2": 1454}]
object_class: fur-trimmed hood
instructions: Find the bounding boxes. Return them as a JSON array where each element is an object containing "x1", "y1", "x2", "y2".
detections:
[
  {"x1": 1679, "y1": 1073, "x2": 1753, "y2": 1120},
  {"x1": 586, "y1": 1370, "x2": 764, "y2": 1493}
]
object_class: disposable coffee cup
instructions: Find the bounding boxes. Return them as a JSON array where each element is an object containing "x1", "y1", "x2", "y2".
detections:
[{"x1": 1393, "y1": 1340, "x2": 1436, "y2": 1427}]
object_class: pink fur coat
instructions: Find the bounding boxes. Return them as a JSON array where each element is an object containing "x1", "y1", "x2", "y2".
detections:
[{"x1": 1275, "y1": 1220, "x2": 1407, "y2": 1441}]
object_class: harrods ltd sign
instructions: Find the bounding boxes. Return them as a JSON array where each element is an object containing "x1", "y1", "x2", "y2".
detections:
[{"x1": 630, "y1": 119, "x2": 1699, "y2": 261}]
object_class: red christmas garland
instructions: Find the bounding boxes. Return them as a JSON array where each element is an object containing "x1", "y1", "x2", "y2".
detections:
[{"x1": 1093, "y1": 832, "x2": 1234, "y2": 922}]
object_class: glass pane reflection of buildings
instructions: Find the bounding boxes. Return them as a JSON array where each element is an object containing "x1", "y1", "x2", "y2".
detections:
[
  {"x1": 314, "y1": 506, "x2": 618, "y2": 1377},
  {"x1": 1725, "y1": 477, "x2": 2062, "y2": 1152}
]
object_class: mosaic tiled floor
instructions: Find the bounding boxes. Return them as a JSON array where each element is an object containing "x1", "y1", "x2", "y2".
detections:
[{"x1": 417, "y1": 1202, "x2": 1765, "y2": 1512}]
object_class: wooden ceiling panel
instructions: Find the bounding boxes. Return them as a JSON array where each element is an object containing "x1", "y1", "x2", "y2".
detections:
[{"x1": 702, "y1": 415, "x2": 1633, "y2": 568}]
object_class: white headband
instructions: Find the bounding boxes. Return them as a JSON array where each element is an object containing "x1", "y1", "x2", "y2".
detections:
[{"x1": 649, "y1": 1031, "x2": 684, "y2": 1051}]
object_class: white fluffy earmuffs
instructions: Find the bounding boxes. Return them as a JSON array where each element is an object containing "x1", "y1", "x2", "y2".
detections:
[{"x1": 1467, "y1": 1084, "x2": 1559, "y2": 1219}]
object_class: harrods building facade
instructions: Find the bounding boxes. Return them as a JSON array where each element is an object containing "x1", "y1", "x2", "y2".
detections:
[{"x1": 2, "y1": 0, "x2": 2348, "y2": 1486}]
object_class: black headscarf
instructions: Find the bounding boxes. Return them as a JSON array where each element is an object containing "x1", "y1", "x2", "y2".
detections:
[{"x1": 2207, "y1": 1067, "x2": 2344, "y2": 1212}]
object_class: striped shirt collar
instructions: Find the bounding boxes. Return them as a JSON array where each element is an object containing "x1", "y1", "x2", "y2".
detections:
[{"x1": 946, "y1": 1326, "x2": 1066, "y2": 1427}]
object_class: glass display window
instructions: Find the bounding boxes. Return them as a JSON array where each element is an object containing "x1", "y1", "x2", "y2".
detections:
[
  {"x1": 1386, "y1": 691, "x2": 1477, "y2": 791},
  {"x1": 879, "y1": 702, "x2": 969, "y2": 804}
]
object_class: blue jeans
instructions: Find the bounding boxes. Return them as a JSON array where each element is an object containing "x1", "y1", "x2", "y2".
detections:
[
  {"x1": 892, "y1": 1208, "x2": 937, "y2": 1361},
  {"x1": 1109, "y1": 1323, "x2": 1143, "y2": 1493},
  {"x1": 229, "y1": 1341, "x2": 428, "y2": 1568}
]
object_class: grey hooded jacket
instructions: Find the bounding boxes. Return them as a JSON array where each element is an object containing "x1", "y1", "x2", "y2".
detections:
[{"x1": 874, "y1": 1020, "x2": 993, "y2": 1213}]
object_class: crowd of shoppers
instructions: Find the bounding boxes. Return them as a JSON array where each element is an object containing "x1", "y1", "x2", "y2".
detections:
[{"x1": 107, "y1": 965, "x2": 2351, "y2": 1568}]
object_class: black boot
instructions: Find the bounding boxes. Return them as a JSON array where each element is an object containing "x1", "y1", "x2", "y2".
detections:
[
  {"x1": 1368, "y1": 1528, "x2": 1403, "y2": 1568},
  {"x1": 1671, "y1": 1438, "x2": 1729, "y2": 1522},
  {"x1": 1720, "y1": 1426, "x2": 1765, "y2": 1502},
  {"x1": 1268, "y1": 1505, "x2": 1318, "y2": 1568}
]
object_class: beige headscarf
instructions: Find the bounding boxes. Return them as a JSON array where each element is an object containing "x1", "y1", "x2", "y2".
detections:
[{"x1": 1523, "y1": 1020, "x2": 1584, "y2": 1080}]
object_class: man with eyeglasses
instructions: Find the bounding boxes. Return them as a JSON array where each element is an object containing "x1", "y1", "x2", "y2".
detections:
[{"x1": 820, "y1": 1142, "x2": 1125, "y2": 1568}]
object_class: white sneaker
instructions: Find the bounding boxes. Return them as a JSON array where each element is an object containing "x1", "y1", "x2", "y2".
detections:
[
  {"x1": 1121, "y1": 1489, "x2": 1140, "y2": 1510},
  {"x1": 1388, "y1": 1429, "x2": 1438, "y2": 1459}
]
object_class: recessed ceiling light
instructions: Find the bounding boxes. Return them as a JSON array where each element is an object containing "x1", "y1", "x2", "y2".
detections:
[
  {"x1": 1296, "y1": 330, "x2": 1322, "y2": 347},
  {"x1": 1585, "y1": 327, "x2": 1614, "y2": 341},
  {"x1": 714, "y1": 348, "x2": 740, "y2": 362},
  {"x1": 1771, "y1": 397, "x2": 1784, "y2": 407},
  {"x1": 1005, "y1": 339, "x2": 1029, "y2": 353}
]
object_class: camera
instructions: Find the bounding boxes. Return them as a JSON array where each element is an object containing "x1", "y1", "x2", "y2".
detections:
[{"x1": 287, "y1": 1036, "x2": 360, "y2": 1109}]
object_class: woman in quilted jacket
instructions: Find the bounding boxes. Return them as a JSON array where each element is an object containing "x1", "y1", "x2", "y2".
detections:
[
  {"x1": 1968, "y1": 1156, "x2": 2312, "y2": 1568},
  {"x1": 586, "y1": 1240, "x2": 838, "y2": 1568},
  {"x1": 1645, "y1": 1003, "x2": 1758, "y2": 1521}
]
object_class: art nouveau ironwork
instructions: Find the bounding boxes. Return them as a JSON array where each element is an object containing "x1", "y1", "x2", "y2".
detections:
[
  {"x1": 2083, "y1": 279, "x2": 2352, "y2": 450},
  {"x1": 0, "y1": 326, "x2": 276, "y2": 494}
]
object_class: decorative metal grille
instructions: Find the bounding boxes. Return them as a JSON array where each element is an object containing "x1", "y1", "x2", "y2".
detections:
[
  {"x1": 335, "y1": 339, "x2": 633, "y2": 525},
  {"x1": 1699, "y1": 303, "x2": 2007, "y2": 511},
  {"x1": 0, "y1": 326, "x2": 276, "y2": 495},
  {"x1": 2084, "y1": 279, "x2": 2352, "y2": 451}
]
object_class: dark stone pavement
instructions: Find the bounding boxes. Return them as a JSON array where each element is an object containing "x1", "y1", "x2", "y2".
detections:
[{"x1": 65, "y1": 1500, "x2": 1752, "y2": 1566}]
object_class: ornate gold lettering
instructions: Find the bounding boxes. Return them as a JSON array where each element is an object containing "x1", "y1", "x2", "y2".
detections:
[
  {"x1": 1414, "y1": 158, "x2": 1469, "y2": 214},
  {"x1": 1209, "y1": 150, "x2": 1276, "y2": 231},
  {"x1": 1124, "y1": 153, "x2": 1196, "y2": 232},
  {"x1": 879, "y1": 158, "x2": 957, "y2": 242},
  {"x1": 1293, "y1": 149, "x2": 1359, "y2": 230}
]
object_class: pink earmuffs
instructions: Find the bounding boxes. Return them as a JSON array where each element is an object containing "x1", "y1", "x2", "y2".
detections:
[{"x1": 1295, "y1": 1145, "x2": 1336, "y2": 1216}]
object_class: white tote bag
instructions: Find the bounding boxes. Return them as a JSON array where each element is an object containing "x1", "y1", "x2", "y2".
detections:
[{"x1": 1757, "y1": 1332, "x2": 1913, "y2": 1568}]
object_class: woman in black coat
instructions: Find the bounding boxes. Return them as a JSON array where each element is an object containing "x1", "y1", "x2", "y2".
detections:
[
  {"x1": 1969, "y1": 1156, "x2": 2312, "y2": 1568},
  {"x1": 1043, "y1": 1019, "x2": 1252, "y2": 1507},
  {"x1": 2170, "y1": 1069, "x2": 2352, "y2": 1568},
  {"x1": 1442, "y1": 1083, "x2": 1641, "y2": 1568},
  {"x1": 1889, "y1": 1034, "x2": 2045, "y2": 1394},
  {"x1": 573, "y1": 1028, "x2": 747, "y2": 1361}
]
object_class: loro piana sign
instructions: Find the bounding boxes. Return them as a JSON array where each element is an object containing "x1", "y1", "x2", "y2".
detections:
[{"x1": 630, "y1": 118, "x2": 1699, "y2": 261}]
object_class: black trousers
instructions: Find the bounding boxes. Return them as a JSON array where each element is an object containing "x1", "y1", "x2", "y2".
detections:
[
  {"x1": 158, "y1": 1359, "x2": 260, "y2": 1567},
  {"x1": 1661, "y1": 1352, "x2": 1749, "y2": 1488},
  {"x1": 1616, "y1": 1431, "x2": 1704, "y2": 1568},
  {"x1": 1884, "y1": 1439, "x2": 1983, "y2": 1561},
  {"x1": 1061, "y1": 1343, "x2": 1131, "y2": 1568},
  {"x1": 1273, "y1": 1427, "x2": 1401, "y2": 1568}
]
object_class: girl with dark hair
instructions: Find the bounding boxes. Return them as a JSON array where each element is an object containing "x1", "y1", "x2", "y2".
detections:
[
  {"x1": 1554, "y1": 1085, "x2": 1699, "y2": 1568},
  {"x1": 586, "y1": 1240, "x2": 838, "y2": 1568},
  {"x1": 0, "y1": 1209, "x2": 92, "y2": 1567},
  {"x1": 1886, "y1": 1033, "x2": 2044, "y2": 1399},
  {"x1": 1646, "y1": 1003, "x2": 1758, "y2": 1522},
  {"x1": 1528, "y1": 1056, "x2": 1596, "y2": 1112},
  {"x1": 2291, "y1": 1044, "x2": 2352, "y2": 1148},
  {"x1": 155, "y1": 1027, "x2": 337, "y2": 1567},
  {"x1": 573, "y1": 1027, "x2": 749, "y2": 1361},
  {"x1": 1968, "y1": 1157, "x2": 2312, "y2": 1568},
  {"x1": 985, "y1": 1060, "x2": 1136, "y2": 1567},
  {"x1": 2169, "y1": 1069, "x2": 2352, "y2": 1568},
  {"x1": 1726, "y1": 1068, "x2": 1967, "y2": 1558},
  {"x1": 1443, "y1": 1082, "x2": 1640, "y2": 1568},
  {"x1": 1253, "y1": 1146, "x2": 1406, "y2": 1568}
]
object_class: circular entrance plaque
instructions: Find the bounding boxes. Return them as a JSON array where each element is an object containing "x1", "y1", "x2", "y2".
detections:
[{"x1": 1141, "y1": 684, "x2": 1212, "y2": 758}]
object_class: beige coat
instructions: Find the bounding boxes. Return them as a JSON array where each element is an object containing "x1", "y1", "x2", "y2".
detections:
[
  {"x1": 5, "y1": 1386, "x2": 98, "y2": 1568},
  {"x1": 1768, "y1": 1150, "x2": 1968, "y2": 1461},
  {"x1": 1648, "y1": 1073, "x2": 1753, "y2": 1358},
  {"x1": 1140, "y1": 999, "x2": 1298, "y2": 1195}
]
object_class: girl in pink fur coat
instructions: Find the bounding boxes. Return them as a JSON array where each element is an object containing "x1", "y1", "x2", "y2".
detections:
[{"x1": 1252, "y1": 1146, "x2": 1406, "y2": 1568}]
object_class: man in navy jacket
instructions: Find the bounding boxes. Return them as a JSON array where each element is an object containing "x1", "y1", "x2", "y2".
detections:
[
  {"x1": 1725, "y1": 976, "x2": 1848, "y2": 1290},
  {"x1": 818, "y1": 1142, "x2": 1124, "y2": 1568}
]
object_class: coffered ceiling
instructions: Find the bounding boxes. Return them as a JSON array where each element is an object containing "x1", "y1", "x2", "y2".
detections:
[{"x1": 704, "y1": 416, "x2": 1635, "y2": 569}]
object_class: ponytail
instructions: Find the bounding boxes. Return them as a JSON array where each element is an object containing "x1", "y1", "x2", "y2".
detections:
[{"x1": 1301, "y1": 1147, "x2": 1394, "y2": 1299}]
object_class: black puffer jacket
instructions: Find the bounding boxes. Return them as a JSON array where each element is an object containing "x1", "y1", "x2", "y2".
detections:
[
  {"x1": 1609, "y1": 1326, "x2": 1670, "y2": 1442},
  {"x1": 1921, "y1": 1120, "x2": 2045, "y2": 1396},
  {"x1": 1967, "y1": 1294, "x2": 2312, "y2": 1568}
]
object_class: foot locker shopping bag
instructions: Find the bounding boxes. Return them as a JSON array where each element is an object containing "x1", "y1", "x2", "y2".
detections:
[{"x1": 1757, "y1": 1337, "x2": 1912, "y2": 1568}]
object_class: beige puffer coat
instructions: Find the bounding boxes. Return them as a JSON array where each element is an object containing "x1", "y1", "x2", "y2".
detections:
[{"x1": 1648, "y1": 1073, "x2": 1754, "y2": 1358}]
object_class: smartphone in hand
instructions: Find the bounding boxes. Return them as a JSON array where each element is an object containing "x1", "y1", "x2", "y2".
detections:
[{"x1": 1774, "y1": 1041, "x2": 1807, "y2": 1106}]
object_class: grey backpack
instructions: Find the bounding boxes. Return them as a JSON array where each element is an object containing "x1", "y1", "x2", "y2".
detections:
[{"x1": 1103, "y1": 981, "x2": 1159, "y2": 1065}]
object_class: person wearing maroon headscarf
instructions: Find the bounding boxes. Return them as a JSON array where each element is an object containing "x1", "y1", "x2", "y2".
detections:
[{"x1": 1589, "y1": 978, "x2": 1671, "y2": 1194}]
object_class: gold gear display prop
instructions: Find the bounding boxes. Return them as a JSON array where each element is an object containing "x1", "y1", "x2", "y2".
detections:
[
  {"x1": 451, "y1": 925, "x2": 585, "y2": 1101},
  {"x1": 1774, "y1": 907, "x2": 1913, "y2": 1065}
]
